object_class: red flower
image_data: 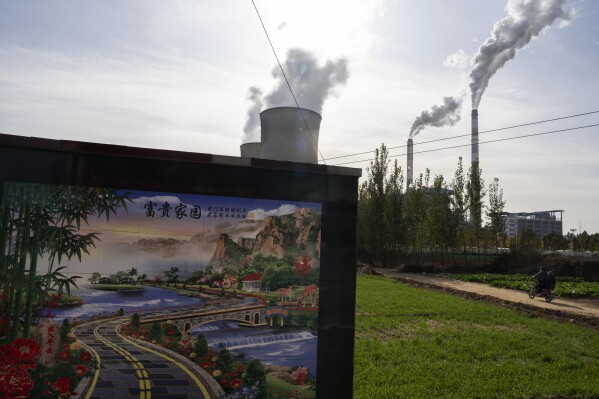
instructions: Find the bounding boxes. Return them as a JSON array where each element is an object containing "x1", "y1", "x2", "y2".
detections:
[
  {"x1": 0, "y1": 343, "x2": 18, "y2": 362},
  {"x1": 58, "y1": 351, "x2": 70, "y2": 361},
  {"x1": 200, "y1": 362, "x2": 211, "y2": 369},
  {"x1": 76, "y1": 364, "x2": 88, "y2": 377},
  {"x1": 219, "y1": 377, "x2": 228, "y2": 385},
  {"x1": 52, "y1": 377, "x2": 72, "y2": 395},
  {"x1": 231, "y1": 379, "x2": 243, "y2": 389},
  {"x1": 79, "y1": 350, "x2": 92, "y2": 362},
  {"x1": 237, "y1": 365, "x2": 244, "y2": 372},
  {"x1": 12, "y1": 338, "x2": 41, "y2": 361},
  {"x1": 0, "y1": 363, "x2": 34, "y2": 399}
]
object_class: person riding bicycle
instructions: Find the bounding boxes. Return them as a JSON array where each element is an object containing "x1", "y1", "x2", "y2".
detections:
[{"x1": 533, "y1": 267, "x2": 549, "y2": 292}]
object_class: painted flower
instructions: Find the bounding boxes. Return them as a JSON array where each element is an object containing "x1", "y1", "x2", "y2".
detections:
[
  {"x1": 212, "y1": 370, "x2": 222, "y2": 377},
  {"x1": 58, "y1": 351, "x2": 70, "y2": 361},
  {"x1": 52, "y1": 376, "x2": 72, "y2": 395},
  {"x1": 201, "y1": 362, "x2": 211, "y2": 369},
  {"x1": 0, "y1": 363, "x2": 34, "y2": 398},
  {"x1": 69, "y1": 341, "x2": 82, "y2": 351},
  {"x1": 189, "y1": 353, "x2": 197, "y2": 358},
  {"x1": 76, "y1": 364, "x2": 88, "y2": 377},
  {"x1": 230, "y1": 379, "x2": 243, "y2": 389},
  {"x1": 79, "y1": 350, "x2": 92, "y2": 362},
  {"x1": 11, "y1": 338, "x2": 41, "y2": 361}
]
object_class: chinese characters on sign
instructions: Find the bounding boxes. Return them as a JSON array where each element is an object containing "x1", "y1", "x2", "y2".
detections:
[{"x1": 143, "y1": 202, "x2": 247, "y2": 219}]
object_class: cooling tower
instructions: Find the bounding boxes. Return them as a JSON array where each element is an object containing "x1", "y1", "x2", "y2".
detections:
[
  {"x1": 407, "y1": 138, "x2": 413, "y2": 187},
  {"x1": 471, "y1": 109, "x2": 479, "y2": 164},
  {"x1": 240, "y1": 142, "x2": 262, "y2": 158},
  {"x1": 259, "y1": 107, "x2": 321, "y2": 163}
]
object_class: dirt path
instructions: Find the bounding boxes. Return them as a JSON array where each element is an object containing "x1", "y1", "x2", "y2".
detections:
[{"x1": 374, "y1": 269, "x2": 599, "y2": 329}]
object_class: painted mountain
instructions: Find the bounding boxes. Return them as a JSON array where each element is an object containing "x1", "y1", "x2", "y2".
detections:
[{"x1": 209, "y1": 208, "x2": 321, "y2": 270}]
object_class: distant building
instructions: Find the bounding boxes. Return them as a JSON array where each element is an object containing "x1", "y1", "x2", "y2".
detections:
[
  {"x1": 242, "y1": 272, "x2": 265, "y2": 292},
  {"x1": 503, "y1": 210, "x2": 563, "y2": 238},
  {"x1": 223, "y1": 273, "x2": 238, "y2": 289}
]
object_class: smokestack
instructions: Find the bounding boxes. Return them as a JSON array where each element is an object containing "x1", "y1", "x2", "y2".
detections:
[
  {"x1": 471, "y1": 109, "x2": 479, "y2": 164},
  {"x1": 407, "y1": 138, "x2": 414, "y2": 187},
  {"x1": 259, "y1": 107, "x2": 321, "y2": 163}
]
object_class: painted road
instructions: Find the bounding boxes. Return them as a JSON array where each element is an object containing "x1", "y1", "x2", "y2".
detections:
[{"x1": 74, "y1": 319, "x2": 222, "y2": 399}]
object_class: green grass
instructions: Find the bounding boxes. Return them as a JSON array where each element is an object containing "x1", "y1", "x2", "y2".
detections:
[
  {"x1": 432, "y1": 273, "x2": 599, "y2": 298},
  {"x1": 354, "y1": 275, "x2": 599, "y2": 399}
]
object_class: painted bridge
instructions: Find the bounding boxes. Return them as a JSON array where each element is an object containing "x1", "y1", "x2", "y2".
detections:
[{"x1": 139, "y1": 300, "x2": 267, "y2": 333}]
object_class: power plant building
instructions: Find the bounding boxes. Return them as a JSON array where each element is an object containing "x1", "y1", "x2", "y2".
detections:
[
  {"x1": 503, "y1": 210, "x2": 564, "y2": 238},
  {"x1": 240, "y1": 107, "x2": 321, "y2": 164}
]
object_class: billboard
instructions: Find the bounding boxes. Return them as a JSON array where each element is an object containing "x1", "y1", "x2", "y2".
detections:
[{"x1": 0, "y1": 134, "x2": 359, "y2": 399}]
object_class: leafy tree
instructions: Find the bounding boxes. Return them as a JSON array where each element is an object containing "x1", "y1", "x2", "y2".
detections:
[
  {"x1": 194, "y1": 334, "x2": 208, "y2": 357},
  {"x1": 262, "y1": 261, "x2": 294, "y2": 290},
  {"x1": 486, "y1": 177, "x2": 506, "y2": 253},
  {"x1": 216, "y1": 348, "x2": 234, "y2": 373},
  {"x1": 131, "y1": 313, "x2": 141, "y2": 330},
  {"x1": 466, "y1": 161, "x2": 485, "y2": 257},
  {"x1": 164, "y1": 266, "x2": 180, "y2": 286},
  {"x1": 451, "y1": 157, "x2": 468, "y2": 260},
  {"x1": 293, "y1": 254, "x2": 312, "y2": 285},
  {"x1": 87, "y1": 272, "x2": 101, "y2": 285},
  {"x1": 244, "y1": 359, "x2": 267, "y2": 399},
  {"x1": 149, "y1": 322, "x2": 163, "y2": 342}
]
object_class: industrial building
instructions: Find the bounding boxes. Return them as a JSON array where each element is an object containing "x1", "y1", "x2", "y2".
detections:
[
  {"x1": 503, "y1": 210, "x2": 564, "y2": 238},
  {"x1": 240, "y1": 106, "x2": 321, "y2": 163}
]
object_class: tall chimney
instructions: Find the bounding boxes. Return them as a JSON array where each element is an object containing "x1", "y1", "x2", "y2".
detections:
[
  {"x1": 407, "y1": 138, "x2": 413, "y2": 187},
  {"x1": 471, "y1": 109, "x2": 479, "y2": 164}
]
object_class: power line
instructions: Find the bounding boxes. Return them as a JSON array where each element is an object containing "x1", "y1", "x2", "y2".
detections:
[
  {"x1": 250, "y1": 0, "x2": 326, "y2": 165},
  {"x1": 331, "y1": 123, "x2": 599, "y2": 166},
  {"x1": 324, "y1": 110, "x2": 599, "y2": 162}
]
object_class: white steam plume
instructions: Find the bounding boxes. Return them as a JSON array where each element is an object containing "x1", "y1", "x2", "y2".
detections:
[
  {"x1": 264, "y1": 48, "x2": 349, "y2": 113},
  {"x1": 409, "y1": 96, "x2": 463, "y2": 138},
  {"x1": 469, "y1": 0, "x2": 572, "y2": 109},
  {"x1": 242, "y1": 86, "x2": 263, "y2": 143}
]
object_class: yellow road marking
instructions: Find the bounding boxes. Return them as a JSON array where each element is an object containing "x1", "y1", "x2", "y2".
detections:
[
  {"x1": 117, "y1": 327, "x2": 211, "y2": 399},
  {"x1": 91, "y1": 322, "x2": 152, "y2": 399},
  {"x1": 72, "y1": 323, "x2": 102, "y2": 399}
]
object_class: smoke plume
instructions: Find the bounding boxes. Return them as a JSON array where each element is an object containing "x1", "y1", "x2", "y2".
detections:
[
  {"x1": 469, "y1": 0, "x2": 572, "y2": 109},
  {"x1": 242, "y1": 86, "x2": 264, "y2": 143},
  {"x1": 264, "y1": 48, "x2": 349, "y2": 113},
  {"x1": 409, "y1": 96, "x2": 463, "y2": 138},
  {"x1": 242, "y1": 48, "x2": 349, "y2": 144}
]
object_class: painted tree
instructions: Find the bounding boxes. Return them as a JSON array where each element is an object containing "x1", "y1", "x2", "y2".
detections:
[
  {"x1": 293, "y1": 254, "x2": 312, "y2": 285},
  {"x1": 0, "y1": 183, "x2": 130, "y2": 340}
]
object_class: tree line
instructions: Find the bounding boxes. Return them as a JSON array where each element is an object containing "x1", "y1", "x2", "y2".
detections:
[{"x1": 357, "y1": 144, "x2": 506, "y2": 266}]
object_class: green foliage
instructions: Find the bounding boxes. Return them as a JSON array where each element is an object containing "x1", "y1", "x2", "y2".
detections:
[
  {"x1": 50, "y1": 361, "x2": 78, "y2": 392},
  {"x1": 117, "y1": 307, "x2": 124, "y2": 316},
  {"x1": 244, "y1": 359, "x2": 267, "y2": 399},
  {"x1": 149, "y1": 322, "x2": 163, "y2": 342},
  {"x1": 194, "y1": 334, "x2": 208, "y2": 357},
  {"x1": 216, "y1": 348, "x2": 234, "y2": 373},
  {"x1": 354, "y1": 275, "x2": 599, "y2": 398},
  {"x1": 60, "y1": 318, "x2": 71, "y2": 343},
  {"x1": 0, "y1": 183, "x2": 130, "y2": 339},
  {"x1": 131, "y1": 313, "x2": 141, "y2": 329},
  {"x1": 262, "y1": 262, "x2": 294, "y2": 291},
  {"x1": 434, "y1": 272, "x2": 599, "y2": 298}
]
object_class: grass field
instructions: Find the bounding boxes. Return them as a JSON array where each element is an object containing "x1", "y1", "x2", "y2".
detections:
[
  {"x1": 353, "y1": 275, "x2": 599, "y2": 399},
  {"x1": 432, "y1": 273, "x2": 599, "y2": 298}
]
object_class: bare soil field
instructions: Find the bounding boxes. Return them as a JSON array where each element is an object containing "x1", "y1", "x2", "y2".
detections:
[{"x1": 375, "y1": 269, "x2": 599, "y2": 331}]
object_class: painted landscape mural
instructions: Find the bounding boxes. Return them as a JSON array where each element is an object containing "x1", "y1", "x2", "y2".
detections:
[{"x1": 0, "y1": 182, "x2": 321, "y2": 399}]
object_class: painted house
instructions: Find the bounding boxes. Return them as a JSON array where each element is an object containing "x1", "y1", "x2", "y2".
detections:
[
  {"x1": 242, "y1": 272, "x2": 265, "y2": 292},
  {"x1": 223, "y1": 273, "x2": 238, "y2": 289}
]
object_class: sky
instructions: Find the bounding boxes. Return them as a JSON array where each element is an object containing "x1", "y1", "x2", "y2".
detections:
[{"x1": 1, "y1": 0, "x2": 598, "y2": 234}]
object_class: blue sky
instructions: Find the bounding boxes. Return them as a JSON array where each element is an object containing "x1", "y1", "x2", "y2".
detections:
[{"x1": 1, "y1": 0, "x2": 598, "y2": 233}]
